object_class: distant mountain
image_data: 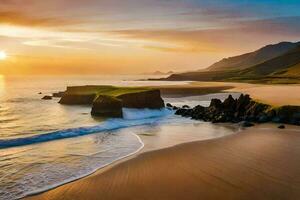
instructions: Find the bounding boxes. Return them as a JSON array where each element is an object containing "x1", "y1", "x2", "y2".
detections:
[
  {"x1": 160, "y1": 41, "x2": 300, "y2": 83},
  {"x1": 207, "y1": 41, "x2": 300, "y2": 71}
]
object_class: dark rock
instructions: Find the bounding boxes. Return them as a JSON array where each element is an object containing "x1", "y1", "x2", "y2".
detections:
[
  {"x1": 174, "y1": 94, "x2": 300, "y2": 127},
  {"x1": 166, "y1": 103, "x2": 173, "y2": 107},
  {"x1": 257, "y1": 114, "x2": 269, "y2": 123},
  {"x1": 91, "y1": 89, "x2": 165, "y2": 118},
  {"x1": 57, "y1": 86, "x2": 166, "y2": 119},
  {"x1": 172, "y1": 106, "x2": 179, "y2": 110},
  {"x1": 38, "y1": 92, "x2": 42, "y2": 94},
  {"x1": 274, "y1": 106, "x2": 300, "y2": 123},
  {"x1": 91, "y1": 95, "x2": 123, "y2": 118},
  {"x1": 210, "y1": 98, "x2": 222, "y2": 109},
  {"x1": 222, "y1": 94, "x2": 236, "y2": 111},
  {"x1": 193, "y1": 105, "x2": 205, "y2": 112},
  {"x1": 278, "y1": 125, "x2": 285, "y2": 129},
  {"x1": 245, "y1": 102, "x2": 270, "y2": 117},
  {"x1": 241, "y1": 121, "x2": 255, "y2": 127},
  {"x1": 266, "y1": 109, "x2": 276, "y2": 119},
  {"x1": 182, "y1": 105, "x2": 190, "y2": 109},
  {"x1": 236, "y1": 94, "x2": 251, "y2": 115},
  {"x1": 59, "y1": 94, "x2": 97, "y2": 105},
  {"x1": 53, "y1": 91, "x2": 65, "y2": 98},
  {"x1": 175, "y1": 108, "x2": 188, "y2": 116},
  {"x1": 117, "y1": 90, "x2": 164, "y2": 109},
  {"x1": 42, "y1": 95, "x2": 52, "y2": 100},
  {"x1": 191, "y1": 105, "x2": 205, "y2": 120}
]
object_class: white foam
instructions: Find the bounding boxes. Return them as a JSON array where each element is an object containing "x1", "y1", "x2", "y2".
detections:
[
  {"x1": 22, "y1": 133, "x2": 145, "y2": 200},
  {"x1": 123, "y1": 108, "x2": 172, "y2": 120}
]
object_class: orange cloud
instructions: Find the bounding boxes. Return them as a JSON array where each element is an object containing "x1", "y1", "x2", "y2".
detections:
[
  {"x1": 0, "y1": 11, "x2": 82, "y2": 27},
  {"x1": 111, "y1": 16, "x2": 300, "y2": 54},
  {"x1": 143, "y1": 45, "x2": 217, "y2": 53}
]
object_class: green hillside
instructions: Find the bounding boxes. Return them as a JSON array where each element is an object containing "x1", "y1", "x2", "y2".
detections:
[
  {"x1": 207, "y1": 42, "x2": 300, "y2": 71},
  {"x1": 237, "y1": 46, "x2": 300, "y2": 77},
  {"x1": 278, "y1": 63, "x2": 300, "y2": 77},
  {"x1": 162, "y1": 41, "x2": 300, "y2": 84}
]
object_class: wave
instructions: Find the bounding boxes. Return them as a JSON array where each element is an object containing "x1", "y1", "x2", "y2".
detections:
[{"x1": 0, "y1": 108, "x2": 172, "y2": 149}]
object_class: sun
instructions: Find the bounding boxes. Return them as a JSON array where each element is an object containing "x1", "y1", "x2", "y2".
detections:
[{"x1": 0, "y1": 51, "x2": 7, "y2": 60}]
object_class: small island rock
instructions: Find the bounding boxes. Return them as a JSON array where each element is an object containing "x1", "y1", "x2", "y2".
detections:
[
  {"x1": 278, "y1": 125, "x2": 286, "y2": 129},
  {"x1": 42, "y1": 95, "x2": 52, "y2": 100}
]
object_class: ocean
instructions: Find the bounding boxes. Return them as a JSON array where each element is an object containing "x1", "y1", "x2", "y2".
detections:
[{"x1": 0, "y1": 75, "x2": 239, "y2": 199}]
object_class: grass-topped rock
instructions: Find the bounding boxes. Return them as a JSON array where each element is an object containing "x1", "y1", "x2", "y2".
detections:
[
  {"x1": 91, "y1": 95, "x2": 123, "y2": 117},
  {"x1": 59, "y1": 85, "x2": 165, "y2": 117}
]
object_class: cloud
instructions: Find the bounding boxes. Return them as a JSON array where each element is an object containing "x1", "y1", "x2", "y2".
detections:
[
  {"x1": 0, "y1": 11, "x2": 83, "y2": 27},
  {"x1": 110, "y1": 16, "x2": 300, "y2": 54},
  {"x1": 143, "y1": 45, "x2": 217, "y2": 53},
  {"x1": 22, "y1": 39, "x2": 91, "y2": 50}
]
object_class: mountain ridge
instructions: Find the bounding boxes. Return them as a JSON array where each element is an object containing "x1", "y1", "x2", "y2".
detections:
[
  {"x1": 159, "y1": 41, "x2": 300, "y2": 83},
  {"x1": 207, "y1": 41, "x2": 300, "y2": 71}
]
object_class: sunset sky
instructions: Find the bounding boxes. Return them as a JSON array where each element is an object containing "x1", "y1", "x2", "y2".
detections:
[{"x1": 0, "y1": 0, "x2": 299, "y2": 75}]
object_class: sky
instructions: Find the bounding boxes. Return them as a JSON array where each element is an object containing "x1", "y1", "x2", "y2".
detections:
[{"x1": 0, "y1": 0, "x2": 299, "y2": 75}]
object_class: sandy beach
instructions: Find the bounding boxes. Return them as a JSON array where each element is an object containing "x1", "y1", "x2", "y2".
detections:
[
  {"x1": 27, "y1": 125, "x2": 300, "y2": 200},
  {"x1": 191, "y1": 82, "x2": 300, "y2": 106},
  {"x1": 156, "y1": 81, "x2": 300, "y2": 106},
  {"x1": 26, "y1": 82, "x2": 300, "y2": 200}
]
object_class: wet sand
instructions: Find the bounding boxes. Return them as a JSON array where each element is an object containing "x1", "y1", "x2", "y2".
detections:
[
  {"x1": 27, "y1": 125, "x2": 300, "y2": 200},
  {"x1": 190, "y1": 82, "x2": 300, "y2": 106}
]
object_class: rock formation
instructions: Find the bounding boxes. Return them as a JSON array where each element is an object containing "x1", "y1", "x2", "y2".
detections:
[
  {"x1": 117, "y1": 90, "x2": 164, "y2": 109},
  {"x1": 57, "y1": 86, "x2": 165, "y2": 118},
  {"x1": 59, "y1": 94, "x2": 96, "y2": 105},
  {"x1": 91, "y1": 95, "x2": 123, "y2": 117},
  {"x1": 174, "y1": 94, "x2": 300, "y2": 126},
  {"x1": 91, "y1": 90, "x2": 164, "y2": 117},
  {"x1": 42, "y1": 95, "x2": 52, "y2": 100},
  {"x1": 52, "y1": 91, "x2": 65, "y2": 98}
]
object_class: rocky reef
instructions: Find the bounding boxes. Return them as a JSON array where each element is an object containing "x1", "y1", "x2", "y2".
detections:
[
  {"x1": 172, "y1": 94, "x2": 300, "y2": 126},
  {"x1": 58, "y1": 85, "x2": 165, "y2": 117}
]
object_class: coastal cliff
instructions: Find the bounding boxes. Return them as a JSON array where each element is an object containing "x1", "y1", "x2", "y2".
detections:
[
  {"x1": 91, "y1": 95, "x2": 123, "y2": 117},
  {"x1": 117, "y1": 90, "x2": 164, "y2": 109},
  {"x1": 59, "y1": 94, "x2": 96, "y2": 105},
  {"x1": 58, "y1": 86, "x2": 165, "y2": 117}
]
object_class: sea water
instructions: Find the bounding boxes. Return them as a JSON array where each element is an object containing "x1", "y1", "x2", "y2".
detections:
[{"x1": 0, "y1": 75, "x2": 238, "y2": 199}]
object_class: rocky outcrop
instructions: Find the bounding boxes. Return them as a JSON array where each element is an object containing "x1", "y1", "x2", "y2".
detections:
[
  {"x1": 91, "y1": 95, "x2": 123, "y2": 118},
  {"x1": 91, "y1": 90, "x2": 165, "y2": 117},
  {"x1": 174, "y1": 94, "x2": 300, "y2": 126},
  {"x1": 57, "y1": 86, "x2": 165, "y2": 118},
  {"x1": 59, "y1": 94, "x2": 96, "y2": 105},
  {"x1": 42, "y1": 95, "x2": 52, "y2": 100},
  {"x1": 117, "y1": 90, "x2": 164, "y2": 109},
  {"x1": 52, "y1": 91, "x2": 65, "y2": 98}
]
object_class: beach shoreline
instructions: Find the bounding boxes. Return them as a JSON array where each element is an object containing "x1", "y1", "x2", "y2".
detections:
[
  {"x1": 25, "y1": 82, "x2": 300, "y2": 200},
  {"x1": 26, "y1": 123, "x2": 300, "y2": 200},
  {"x1": 23, "y1": 119, "x2": 239, "y2": 199}
]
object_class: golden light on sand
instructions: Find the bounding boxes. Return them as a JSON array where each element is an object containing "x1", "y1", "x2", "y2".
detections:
[{"x1": 0, "y1": 51, "x2": 7, "y2": 60}]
